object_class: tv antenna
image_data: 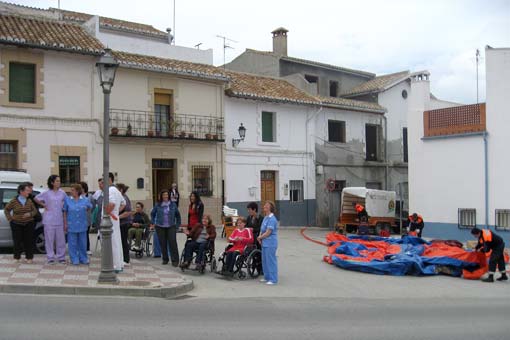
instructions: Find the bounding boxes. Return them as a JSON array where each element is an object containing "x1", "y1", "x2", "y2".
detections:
[
  {"x1": 476, "y1": 49, "x2": 480, "y2": 104},
  {"x1": 216, "y1": 35, "x2": 237, "y2": 69},
  {"x1": 195, "y1": 43, "x2": 203, "y2": 50}
]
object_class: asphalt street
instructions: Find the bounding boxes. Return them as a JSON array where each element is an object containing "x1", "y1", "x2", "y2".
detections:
[{"x1": 0, "y1": 294, "x2": 508, "y2": 340}]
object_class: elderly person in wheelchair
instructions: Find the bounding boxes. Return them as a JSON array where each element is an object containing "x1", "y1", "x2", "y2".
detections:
[
  {"x1": 219, "y1": 216, "x2": 257, "y2": 277},
  {"x1": 180, "y1": 214, "x2": 216, "y2": 271}
]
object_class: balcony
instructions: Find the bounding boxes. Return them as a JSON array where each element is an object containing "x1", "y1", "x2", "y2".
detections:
[
  {"x1": 424, "y1": 103, "x2": 486, "y2": 138},
  {"x1": 109, "y1": 109, "x2": 224, "y2": 141}
]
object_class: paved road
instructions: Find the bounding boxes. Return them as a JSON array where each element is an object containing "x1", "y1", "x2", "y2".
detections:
[{"x1": 0, "y1": 294, "x2": 508, "y2": 340}]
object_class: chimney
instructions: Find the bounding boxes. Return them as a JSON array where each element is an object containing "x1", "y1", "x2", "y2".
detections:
[{"x1": 272, "y1": 27, "x2": 288, "y2": 56}]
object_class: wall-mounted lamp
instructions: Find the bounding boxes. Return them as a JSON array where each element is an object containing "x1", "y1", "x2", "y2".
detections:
[{"x1": 232, "y1": 123, "x2": 246, "y2": 147}]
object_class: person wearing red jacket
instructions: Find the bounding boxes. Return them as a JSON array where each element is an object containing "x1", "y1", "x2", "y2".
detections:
[{"x1": 223, "y1": 217, "x2": 253, "y2": 276}]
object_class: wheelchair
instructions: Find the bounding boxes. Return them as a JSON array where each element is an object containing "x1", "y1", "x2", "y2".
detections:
[
  {"x1": 179, "y1": 239, "x2": 217, "y2": 274},
  {"x1": 129, "y1": 225, "x2": 155, "y2": 259},
  {"x1": 217, "y1": 243, "x2": 262, "y2": 280}
]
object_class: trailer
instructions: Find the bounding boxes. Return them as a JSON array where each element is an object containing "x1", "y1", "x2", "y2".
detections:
[{"x1": 337, "y1": 187, "x2": 397, "y2": 235}]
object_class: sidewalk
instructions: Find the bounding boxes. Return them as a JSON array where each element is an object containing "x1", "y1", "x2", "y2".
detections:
[{"x1": 0, "y1": 254, "x2": 193, "y2": 298}]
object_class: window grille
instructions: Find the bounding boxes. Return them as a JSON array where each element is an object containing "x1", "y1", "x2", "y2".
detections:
[
  {"x1": 192, "y1": 165, "x2": 213, "y2": 196},
  {"x1": 59, "y1": 156, "x2": 80, "y2": 186},
  {"x1": 458, "y1": 208, "x2": 476, "y2": 229},
  {"x1": 495, "y1": 210, "x2": 510, "y2": 231},
  {"x1": 0, "y1": 141, "x2": 17, "y2": 170},
  {"x1": 289, "y1": 180, "x2": 303, "y2": 203}
]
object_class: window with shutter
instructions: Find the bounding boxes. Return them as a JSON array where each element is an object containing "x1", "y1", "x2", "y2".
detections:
[
  {"x1": 9, "y1": 62, "x2": 36, "y2": 103},
  {"x1": 0, "y1": 141, "x2": 18, "y2": 170},
  {"x1": 262, "y1": 111, "x2": 275, "y2": 142}
]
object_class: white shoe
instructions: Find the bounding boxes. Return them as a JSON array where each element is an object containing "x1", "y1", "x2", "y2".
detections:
[
  {"x1": 87, "y1": 251, "x2": 92, "y2": 255},
  {"x1": 266, "y1": 281, "x2": 276, "y2": 285},
  {"x1": 259, "y1": 278, "x2": 267, "y2": 282},
  {"x1": 124, "y1": 262, "x2": 130, "y2": 267}
]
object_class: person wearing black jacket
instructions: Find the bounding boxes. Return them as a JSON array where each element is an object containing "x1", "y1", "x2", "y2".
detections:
[
  {"x1": 246, "y1": 202, "x2": 262, "y2": 239},
  {"x1": 471, "y1": 227, "x2": 507, "y2": 282},
  {"x1": 169, "y1": 183, "x2": 180, "y2": 207}
]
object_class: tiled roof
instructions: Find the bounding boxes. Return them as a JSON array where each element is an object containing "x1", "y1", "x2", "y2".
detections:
[
  {"x1": 112, "y1": 51, "x2": 229, "y2": 81},
  {"x1": 0, "y1": 13, "x2": 104, "y2": 55},
  {"x1": 245, "y1": 49, "x2": 375, "y2": 78},
  {"x1": 317, "y1": 95, "x2": 386, "y2": 113},
  {"x1": 52, "y1": 8, "x2": 167, "y2": 39},
  {"x1": 341, "y1": 70, "x2": 410, "y2": 97},
  {"x1": 225, "y1": 71, "x2": 319, "y2": 105}
]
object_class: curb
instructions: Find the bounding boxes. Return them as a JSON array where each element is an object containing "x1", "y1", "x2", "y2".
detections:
[{"x1": 0, "y1": 279, "x2": 194, "y2": 299}]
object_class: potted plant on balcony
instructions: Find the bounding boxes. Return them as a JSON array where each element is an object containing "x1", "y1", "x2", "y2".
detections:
[
  {"x1": 213, "y1": 121, "x2": 223, "y2": 140},
  {"x1": 167, "y1": 119, "x2": 177, "y2": 138},
  {"x1": 111, "y1": 127, "x2": 119, "y2": 135},
  {"x1": 147, "y1": 117, "x2": 155, "y2": 137},
  {"x1": 126, "y1": 123, "x2": 133, "y2": 137},
  {"x1": 205, "y1": 120, "x2": 213, "y2": 140},
  {"x1": 187, "y1": 118, "x2": 195, "y2": 139}
]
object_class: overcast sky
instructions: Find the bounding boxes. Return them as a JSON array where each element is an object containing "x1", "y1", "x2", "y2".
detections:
[{"x1": 11, "y1": 0, "x2": 510, "y2": 103}]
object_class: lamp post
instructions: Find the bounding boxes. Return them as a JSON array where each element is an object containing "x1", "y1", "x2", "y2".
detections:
[
  {"x1": 96, "y1": 48, "x2": 119, "y2": 284},
  {"x1": 232, "y1": 123, "x2": 246, "y2": 147}
]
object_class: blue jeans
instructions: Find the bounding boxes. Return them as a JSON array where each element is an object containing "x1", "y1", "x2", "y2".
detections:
[
  {"x1": 262, "y1": 246, "x2": 278, "y2": 283},
  {"x1": 184, "y1": 240, "x2": 207, "y2": 264},
  {"x1": 68, "y1": 231, "x2": 88, "y2": 264}
]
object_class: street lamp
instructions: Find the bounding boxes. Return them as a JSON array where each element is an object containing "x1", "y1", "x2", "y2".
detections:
[
  {"x1": 232, "y1": 123, "x2": 246, "y2": 147},
  {"x1": 96, "y1": 48, "x2": 119, "y2": 284}
]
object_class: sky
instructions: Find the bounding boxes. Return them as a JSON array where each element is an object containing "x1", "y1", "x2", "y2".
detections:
[{"x1": 10, "y1": 0, "x2": 510, "y2": 103}]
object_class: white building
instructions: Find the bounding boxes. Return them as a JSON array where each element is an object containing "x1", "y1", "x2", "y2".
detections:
[
  {"x1": 408, "y1": 46, "x2": 510, "y2": 244},
  {"x1": 224, "y1": 71, "x2": 318, "y2": 226}
]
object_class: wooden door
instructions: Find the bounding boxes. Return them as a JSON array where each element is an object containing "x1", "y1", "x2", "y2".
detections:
[
  {"x1": 261, "y1": 171, "x2": 276, "y2": 203},
  {"x1": 151, "y1": 158, "x2": 175, "y2": 203}
]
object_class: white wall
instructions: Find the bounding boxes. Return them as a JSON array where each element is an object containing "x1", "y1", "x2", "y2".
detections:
[
  {"x1": 96, "y1": 31, "x2": 213, "y2": 65},
  {"x1": 224, "y1": 97, "x2": 315, "y2": 203},
  {"x1": 378, "y1": 81, "x2": 410, "y2": 145},
  {"x1": 486, "y1": 47, "x2": 510, "y2": 223}
]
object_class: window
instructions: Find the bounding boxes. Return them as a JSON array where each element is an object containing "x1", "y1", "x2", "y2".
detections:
[
  {"x1": 0, "y1": 141, "x2": 18, "y2": 170},
  {"x1": 332, "y1": 180, "x2": 346, "y2": 192},
  {"x1": 329, "y1": 81, "x2": 338, "y2": 97},
  {"x1": 59, "y1": 156, "x2": 80, "y2": 186},
  {"x1": 262, "y1": 111, "x2": 276, "y2": 142},
  {"x1": 495, "y1": 210, "x2": 510, "y2": 231},
  {"x1": 402, "y1": 89, "x2": 408, "y2": 99},
  {"x1": 154, "y1": 92, "x2": 172, "y2": 136},
  {"x1": 458, "y1": 208, "x2": 476, "y2": 229},
  {"x1": 366, "y1": 182, "x2": 382, "y2": 190},
  {"x1": 402, "y1": 127, "x2": 408, "y2": 163},
  {"x1": 289, "y1": 180, "x2": 303, "y2": 203},
  {"x1": 304, "y1": 74, "x2": 319, "y2": 94},
  {"x1": 9, "y1": 62, "x2": 36, "y2": 103},
  {"x1": 192, "y1": 165, "x2": 213, "y2": 196},
  {"x1": 0, "y1": 189, "x2": 18, "y2": 209},
  {"x1": 328, "y1": 120, "x2": 346, "y2": 143},
  {"x1": 365, "y1": 124, "x2": 380, "y2": 161}
]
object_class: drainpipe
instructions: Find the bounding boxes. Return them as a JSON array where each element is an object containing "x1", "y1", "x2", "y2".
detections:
[
  {"x1": 484, "y1": 131, "x2": 489, "y2": 228},
  {"x1": 305, "y1": 105, "x2": 323, "y2": 226},
  {"x1": 382, "y1": 115, "x2": 389, "y2": 190}
]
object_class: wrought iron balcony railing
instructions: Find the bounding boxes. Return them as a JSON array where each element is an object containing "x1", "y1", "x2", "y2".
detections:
[{"x1": 109, "y1": 108, "x2": 224, "y2": 141}]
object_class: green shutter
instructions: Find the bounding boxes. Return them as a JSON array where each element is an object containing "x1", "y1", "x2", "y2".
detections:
[
  {"x1": 9, "y1": 63, "x2": 36, "y2": 103},
  {"x1": 262, "y1": 112, "x2": 273, "y2": 142}
]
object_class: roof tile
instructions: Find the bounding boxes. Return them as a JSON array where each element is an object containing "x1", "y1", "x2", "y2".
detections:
[
  {"x1": 341, "y1": 70, "x2": 410, "y2": 96},
  {"x1": 317, "y1": 95, "x2": 385, "y2": 113},
  {"x1": 0, "y1": 13, "x2": 104, "y2": 54}
]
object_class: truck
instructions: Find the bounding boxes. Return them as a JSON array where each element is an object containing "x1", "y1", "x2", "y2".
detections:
[{"x1": 337, "y1": 187, "x2": 400, "y2": 235}]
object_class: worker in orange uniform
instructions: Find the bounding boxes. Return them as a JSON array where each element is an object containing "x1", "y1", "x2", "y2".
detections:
[
  {"x1": 471, "y1": 227, "x2": 507, "y2": 283},
  {"x1": 355, "y1": 203, "x2": 368, "y2": 221},
  {"x1": 408, "y1": 213, "x2": 425, "y2": 237}
]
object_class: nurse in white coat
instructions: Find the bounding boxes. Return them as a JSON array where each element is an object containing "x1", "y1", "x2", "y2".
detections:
[{"x1": 98, "y1": 175, "x2": 126, "y2": 273}]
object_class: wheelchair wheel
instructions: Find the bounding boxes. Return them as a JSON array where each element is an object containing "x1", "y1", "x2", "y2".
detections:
[
  {"x1": 247, "y1": 249, "x2": 262, "y2": 278},
  {"x1": 210, "y1": 257, "x2": 217, "y2": 273},
  {"x1": 237, "y1": 270, "x2": 246, "y2": 280},
  {"x1": 145, "y1": 231, "x2": 154, "y2": 257}
]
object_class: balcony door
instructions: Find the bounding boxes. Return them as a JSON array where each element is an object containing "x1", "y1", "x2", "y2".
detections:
[
  {"x1": 154, "y1": 92, "x2": 172, "y2": 137},
  {"x1": 152, "y1": 159, "x2": 175, "y2": 204}
]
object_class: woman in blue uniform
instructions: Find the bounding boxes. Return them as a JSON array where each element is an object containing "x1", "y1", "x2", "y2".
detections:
[{"x1": 257, "y1": 201, "x2": 278, "y2": 285}]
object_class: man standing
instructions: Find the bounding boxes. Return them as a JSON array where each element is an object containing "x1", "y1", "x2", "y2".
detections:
[
  {"x1": 97, "y1": 174, "x2": 125, "y2": 273},
  {"x1": 471, "y1": 227, "x2": 507, "y2": 283}
]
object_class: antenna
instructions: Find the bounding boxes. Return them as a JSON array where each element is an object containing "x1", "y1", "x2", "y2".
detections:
[
  {"x1": 476, "y1": 49, "x2": 480, "y2": 104},
  {"x1": 216, "y1": 35, "x2": 237, "y2": 69},
  {"x1": 194, "y1": 43, "x2": 203, "y2": 50},
  {"x1": 58, "y1": 0, "x2": 61, "y2": 9},
  {"x1": 172, "y1": 0, "x2": 176, "y2": 45}
]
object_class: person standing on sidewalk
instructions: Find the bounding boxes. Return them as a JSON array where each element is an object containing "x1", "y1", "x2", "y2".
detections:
[
  {"x1": 151, "y1": 190, "x2": 181, "y2": 266},
  {"x1": 257, "y1": 201, "x2": 279, "y2": 285},
  {"x1": 170, "y1": 183, "x2": 180, "y2": 207},
  {"x1": 117, "y1": 183, "x2": 132, "y2": 265},
  {"x1": 36, "y1": 175, "x2": 67, "y2": 264},
  {"x1": 105, "y1": 173, "x2": 125, "y2": 273},
  {"x1": 246, "y1": 202, "x2": 262, "y2": 240},
  {"x1": 4, "y1": 183, "x2": 38, "y2": 263},
  {"x1": 188, "y1": 191, "x2": 204, "y2": 228},
  {"x1": 79, "y1": 181, "x2": 93, "y2": 255},
  {"x1": 63, "y1": 184, "x2": 92, "y2": 265}
]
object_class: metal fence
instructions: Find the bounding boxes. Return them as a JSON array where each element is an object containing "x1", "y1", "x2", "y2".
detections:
[{"x1": 109, "y1": 108, "x2": 224, "y2": 141}]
